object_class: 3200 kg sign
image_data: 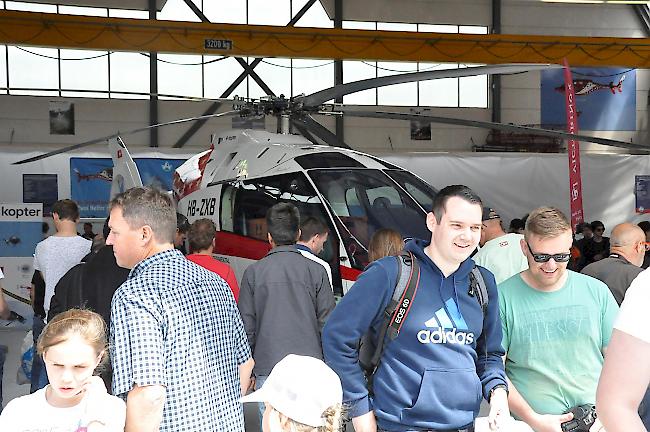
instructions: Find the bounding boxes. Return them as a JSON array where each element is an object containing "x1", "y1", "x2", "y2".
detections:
[{"x1": 186, "y1": 198, "x2": 216, "y2": 217}]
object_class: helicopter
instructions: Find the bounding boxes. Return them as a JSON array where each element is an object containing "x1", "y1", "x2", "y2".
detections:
[{"x1": 15, "y1": 63, "x2": 649, "y2": 295}]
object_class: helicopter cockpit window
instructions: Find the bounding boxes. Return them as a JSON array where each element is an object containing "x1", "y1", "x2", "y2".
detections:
[
  {"x1": 308, "y1": 169, "x2": 429, "y2": 270},
  {"x1": 385, "y1": 170, "x2": 438, "y2": 212},
  {"x1": 220, "y1": 172, "x2": 342, "y2": 294}
]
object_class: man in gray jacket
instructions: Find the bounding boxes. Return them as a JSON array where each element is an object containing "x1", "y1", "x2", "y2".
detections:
[{"x1": 238, "y1": 202, "x2": 335, "y2": 425}]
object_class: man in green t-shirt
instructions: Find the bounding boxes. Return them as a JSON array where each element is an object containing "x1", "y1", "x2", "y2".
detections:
[{"x1": 499, "y1": 207, "x2": 618, "y2": 432}]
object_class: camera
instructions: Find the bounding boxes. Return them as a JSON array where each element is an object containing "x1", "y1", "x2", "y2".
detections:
[{"x1": 561, "y1": 404, "x2": 597, "y2": 432}]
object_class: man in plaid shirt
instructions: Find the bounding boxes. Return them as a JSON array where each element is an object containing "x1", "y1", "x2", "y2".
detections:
[{"x1": 108, "y1": 187, "x2": 254, "y2": 432}]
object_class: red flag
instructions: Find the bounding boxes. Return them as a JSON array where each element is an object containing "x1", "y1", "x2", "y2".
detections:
[{"x1": 562, "y1": 58, "x2": 584, "y2": 231}]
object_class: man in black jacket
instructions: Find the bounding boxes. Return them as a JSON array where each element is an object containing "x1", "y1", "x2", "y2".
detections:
[{"x1": 238, "y1": 202, "x2": 335, "y2": 427}]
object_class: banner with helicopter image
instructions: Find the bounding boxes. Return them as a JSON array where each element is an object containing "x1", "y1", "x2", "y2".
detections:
[
  {"x1": 70, "y1": 157, "x2": 187, "y2": 218},
  {"x1": 0, "y1": 203, "x2": 42, "y2": 313},
  {"x1": 541, "y1": 67, "x2": 636, "y2": 131}
]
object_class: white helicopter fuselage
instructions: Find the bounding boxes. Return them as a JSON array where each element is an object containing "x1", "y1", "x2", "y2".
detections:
[{"x1": 171, "y1": 129, "x2": 436, "y2": 296}]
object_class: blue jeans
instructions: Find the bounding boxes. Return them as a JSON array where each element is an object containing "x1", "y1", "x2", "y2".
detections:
[
  {"x1": 0, "y1": 344, "x2": 7, "y2": 412},
  {"x1": 256, "y1": 375, "x2": 268, "y2": 431},
  {"x1": 30, "y1": 316, "x2": 48, "y2": 393}
]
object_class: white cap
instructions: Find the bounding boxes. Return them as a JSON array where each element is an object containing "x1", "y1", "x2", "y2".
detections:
[{"x1": 240, "y1": 354, "x2": 343, "y2": 427}]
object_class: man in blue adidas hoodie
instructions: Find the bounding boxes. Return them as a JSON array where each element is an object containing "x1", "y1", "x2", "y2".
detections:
[{"x1": 323, "y1": 185, "x2": 509, "y2": 432}]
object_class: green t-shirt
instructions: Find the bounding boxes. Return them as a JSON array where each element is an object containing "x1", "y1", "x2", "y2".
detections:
[{"x1": 499, "y1": 271, "x2": 618, "y2": 415}]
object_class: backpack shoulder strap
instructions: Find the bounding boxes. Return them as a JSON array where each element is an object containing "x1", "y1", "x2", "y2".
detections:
[
  {"x1": 386, "y1": 251, "x2": 420, "y2": 340},
  {"x1": 368, "y1": 251, "x2": 420, "y2": 373},
  {"x1": 469, "y1": 265, "x2": 489, "y2": 316}
]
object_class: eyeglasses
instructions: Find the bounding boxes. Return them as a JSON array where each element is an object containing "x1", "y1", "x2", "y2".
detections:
[
  {"x1": 594, "y1": 227, "x2": 605, "y2": 233},
  {"x1": 526, "y1": 243, "x2": 571, "y2": 263}
]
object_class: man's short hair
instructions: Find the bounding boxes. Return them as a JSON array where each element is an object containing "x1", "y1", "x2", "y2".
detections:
[
  {"x1": 591, "y1": 220, "x2": 605, "y2": 232},
  {"x1": 188, "y1": 218, "x2": 216, "y2": 253},
  {"x1": 299, "y1": 217, "x2": 328, "y2": 242},
  {"x1": 266, "y1": 203, "x2": 300, "y2": 246},
  {"x1": 109, "y1": 187, "x2": 176, "y2": 244},
  {"x1": 524, "y1": 207, "x2": 571, "y2": 240},
  {"x1": 431, "y1": 185, "x2": 482, "y2": 222},
  {"x1": 83, "y1": 222, "x2": 92, "y2": 229},
  {"x1": 177, "y1": 213, "x2": 190, "y2": 234},
  {"x1": 52, "y1": 199, "x2": 80, "y2": 221}
]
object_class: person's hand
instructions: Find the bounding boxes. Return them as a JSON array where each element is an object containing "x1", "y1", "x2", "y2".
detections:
[
  {"x1": 247, "y1": 376, "x2": 256, "y2": 394},
  {"x1": 83, "y1": 375, "x2": 108, "y2": 397},
  {"x1": 488, "y1": 388, "x2": 510, "y2": 430},
  {"x1": 82, "y1": 376, "x2": 109, "y2": 431},
  {"x1": 352, "y1": 411, "x2": 377, "y2": 432},
  {"x1": 529, "y1": 412, "x2": 574, "y2": 432}
]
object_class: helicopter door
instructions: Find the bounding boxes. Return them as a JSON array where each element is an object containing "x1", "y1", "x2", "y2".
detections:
[{"x1": 217, "y1": 172, "x2": 342, "y2": 296}]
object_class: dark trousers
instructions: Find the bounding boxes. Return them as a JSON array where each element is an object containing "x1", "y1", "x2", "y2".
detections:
[
  {"x1": 30, "y1": 316, "x2": 48, "y2": 393},
  {"x1": 0, "y1": 344, "x2": 7, "y2": 412}
]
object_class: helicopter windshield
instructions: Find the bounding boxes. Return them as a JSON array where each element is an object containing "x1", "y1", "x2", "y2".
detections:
[
  {"x1": 308, "y1": 169, "x2": 430, "y2": 270},
  {"x1": 384, "y1": 169, "x2": 438, "y2": 212}
]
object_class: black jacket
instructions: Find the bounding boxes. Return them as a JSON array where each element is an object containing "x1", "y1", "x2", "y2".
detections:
[
  {"x1": 47, "y1": 246, "x2": 129, "y2": 324},
  {"x1": 238, "y1": 245, "x2": 335, "y2": 376}
]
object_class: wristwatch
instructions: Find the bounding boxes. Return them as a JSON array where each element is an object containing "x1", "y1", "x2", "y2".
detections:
[{"x1": 488, "y1": 384, "x2": 508, "y2": 402}]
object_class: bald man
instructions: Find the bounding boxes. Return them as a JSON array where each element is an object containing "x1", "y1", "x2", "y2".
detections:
[{"x1": 581, "y1": 222, "x2": 646, "y2": 305}]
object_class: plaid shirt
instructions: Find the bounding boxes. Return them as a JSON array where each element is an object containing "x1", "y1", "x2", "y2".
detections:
[{"x1": 111, "y1": 249, "x2": 250, "y2": 432}]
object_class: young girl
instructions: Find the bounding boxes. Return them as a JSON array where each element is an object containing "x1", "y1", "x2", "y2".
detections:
[
  {"x1": 0, "y1": 309, "x2": 125, "y2": 431},
  {"x1": 241, "y1": 354, "x2": 343, "y2": 432}
]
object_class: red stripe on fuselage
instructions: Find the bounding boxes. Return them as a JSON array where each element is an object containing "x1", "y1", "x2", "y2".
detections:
[
  {"x1": 340, "y1": 265, "x2": 362, "y2": 282},
  {"x1": 214, "y1": 231, "x2": 363, "y2": 282},
  {"x1": 214, "y1": 231, "x2": 271, "y2": 260}
]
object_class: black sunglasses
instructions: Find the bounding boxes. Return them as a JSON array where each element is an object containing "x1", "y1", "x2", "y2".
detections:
[{"x1": 526, "y1": 243, "x2": 571, "y2": 263}]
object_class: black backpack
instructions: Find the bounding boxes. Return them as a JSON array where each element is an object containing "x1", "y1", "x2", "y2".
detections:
[{"x1": 358, "y1": 250, "x2": 489, "y2": 392}]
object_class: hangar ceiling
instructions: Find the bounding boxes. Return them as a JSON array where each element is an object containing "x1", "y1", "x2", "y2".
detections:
[{"x1": 11, "y1": 0, "x2": 167, "y2": 11}]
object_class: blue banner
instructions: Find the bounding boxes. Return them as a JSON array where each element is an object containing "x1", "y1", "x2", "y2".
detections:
[
  {"x1": 541, "y1": 67, "x2": 636, "y2": 131},
  {"x1": 70, "y1": 158, "x2": 186, "y2": 218}
]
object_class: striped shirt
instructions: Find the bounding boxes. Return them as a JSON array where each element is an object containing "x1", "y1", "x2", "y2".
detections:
[{"x1": 111, "y1": 249, "x2": 250, "y2": 431}]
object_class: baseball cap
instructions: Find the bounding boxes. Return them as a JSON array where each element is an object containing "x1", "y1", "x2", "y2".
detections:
[
  {"x1": 240, "y1": 354, "x2": 342, "y2": 427},
  {"x1": 482, "y1": 206, "x2": 500, "y2": 221}
]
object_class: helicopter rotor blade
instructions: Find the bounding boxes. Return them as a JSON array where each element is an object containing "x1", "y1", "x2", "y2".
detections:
[
  {"x1": 14, "y1": 110, "x2": 241, "y2": 165},
  {"x1": 335, "y1": 110, "x2": 650, "y2": 152},
  {"x1": 301, "y1": 64, "x2": 560, "y2": 107},
  {"x1": 289, "y1": 118, "x2": 320, "y2": 146},
  {"x1": 294, "y1": 115, "x2": 352, "y2": 149}
]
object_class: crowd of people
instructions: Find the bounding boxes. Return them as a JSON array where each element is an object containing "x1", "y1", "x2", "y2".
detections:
[{"x1": 0, "y1": 184, "x2": 649, "y2": 432}]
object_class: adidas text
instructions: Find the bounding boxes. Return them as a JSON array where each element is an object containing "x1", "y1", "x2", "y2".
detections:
[{"x1": 417, "y1": 328, "x2": 475, "y2": 345}]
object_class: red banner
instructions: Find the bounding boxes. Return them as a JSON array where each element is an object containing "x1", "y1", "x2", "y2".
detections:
[{"x1": 562, "y1": 58, "x2": 584, "y2": 231}]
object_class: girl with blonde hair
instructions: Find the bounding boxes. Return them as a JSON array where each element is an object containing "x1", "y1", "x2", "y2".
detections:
[
  {"x1": 241, "y1": 354, "x2": 343, "y2": 432},
  {"x1": 0, "y1": 309, "x2": 125, "y2": 431}
]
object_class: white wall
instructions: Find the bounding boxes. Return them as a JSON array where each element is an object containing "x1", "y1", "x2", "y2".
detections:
[
  {"x1": 1, "y1": 144, "x2": 648, "y2": 236},
  {"x1": 0, "y1": 1, "x2": 647, "y2": 153},
  {"x1": 383, "y1": 152, "x2": 650, "y2": 233}
]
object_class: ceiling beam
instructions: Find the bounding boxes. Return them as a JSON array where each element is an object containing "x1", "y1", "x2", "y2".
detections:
[{"x1": 2, "y1": 10, "x2": 650, "y2": 67}]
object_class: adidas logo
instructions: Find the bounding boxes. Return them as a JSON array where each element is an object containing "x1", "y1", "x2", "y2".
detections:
[{"x1": 417, "y1": 298, "x2": 475, "y2": 345}]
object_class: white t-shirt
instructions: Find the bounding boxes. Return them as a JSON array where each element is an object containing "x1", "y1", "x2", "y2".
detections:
[
  {"x1": 0, "y1": 268, "x2": 4, "y2": 278},
  {"x1": 33, "y1": 235, "x2": 91, "y2": 314},
  {"x1": 473, "y1": 233, "x2": 529, "y2": 285},
  {"x1": 0, "y1": 386, "x2": 126, "y2": 432},
  {"x1": 614, "y1": 268, "x2": 650, "y2": 343}
]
